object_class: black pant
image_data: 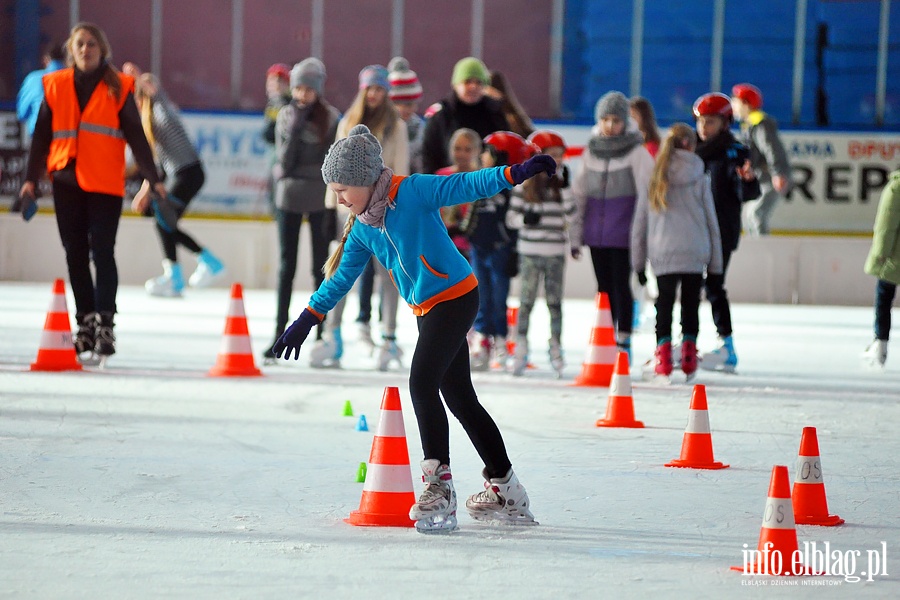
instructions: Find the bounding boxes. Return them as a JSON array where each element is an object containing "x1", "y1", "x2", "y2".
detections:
[
  {"x1": 875, "y1": 279, "x2": 897, "y2": 340},
  {"x1": 356, "y1": 257, "x2": 377, "y2": 323},
  {"x1": 589, "y1": 247, "x2": 633, "y2": 335},
  {"x1": 411, "y1": 287, "x2": 511, "y2": 478},
  {"x1": 156, "y1": 163, "x2": 205, "y2": 262},
  {"x1": 274, "y1": 208, "x2": 332, "y2": 339},
  {"x1": 52, "y1": 180, "x2": 122, "y2": 317},
  {"x1": 655, "y1": 273, "x2": 704, "y2": 343},
  {"x1": 704, "y1": 248, "x2": 733, "y2": 337}
]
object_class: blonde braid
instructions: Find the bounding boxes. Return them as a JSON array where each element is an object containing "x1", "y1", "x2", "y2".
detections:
[{"x1": 323, "y1": 214, "x2": 357, "y2": 279}]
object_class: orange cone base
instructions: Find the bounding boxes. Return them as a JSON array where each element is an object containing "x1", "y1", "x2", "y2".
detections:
[
  {"x1": 665, "y1": 458, "x2": 730, "y2": 470},
  {"x1": 345, "y1": 510, "x2": 416, "y2": 527},
  {"x1": 795, "y1": 513, "x2": 844, "y2": 526},
  {"x1": 345, "y1": 490, "x2": 416, "y2": 528},
  {"x1": 208, "y1": 357, "x2": 262, "y2": 377},
  {"x1": 730, "y1": 563, "x2": 822, "y2": 576},
  {"x1": 30, "y1": 350, "x2": 83, "y2": 372},
  {"x1": 573, "y1": 365, "x2": 614, "y2": 387},
  {"x1": 596, "y1": 417, "x2": 644, "y2": 428}
]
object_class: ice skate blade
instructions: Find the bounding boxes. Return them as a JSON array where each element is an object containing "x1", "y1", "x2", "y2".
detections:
[
  {"x1": 309, "y1": 360, "x2": 341, "y2": 369},
  {"x1": 79, "y1": 354, "x2": 110, "y2": 368},
  {"x1": 468, "y1": 513, "x2": 539, "y2": 527},
  {"x1": 414, "y1": 514, "x2": 458, "y2": 534}
]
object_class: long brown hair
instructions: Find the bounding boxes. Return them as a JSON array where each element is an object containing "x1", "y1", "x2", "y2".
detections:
[
  {"x1": 648, "y1": 123, "x2": 697, "y2": 212},
  {"x1": 629, "y1": 96, "x2": 661, "y2": 147},
  {"x1": 66, "y1": 22, "x2": 123, "y2": 101},
  {"x1": 489, "y1": 70, "x2": 534, "y2": 138},
  {"x1": 522, "y1": 171, "x2": 562, "y2": 204},
  {"x1": 342, "y1": 87, "x2": 398, "y2": 141}
]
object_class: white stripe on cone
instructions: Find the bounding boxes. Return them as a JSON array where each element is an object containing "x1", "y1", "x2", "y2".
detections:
[
  {"x1": 38, "y1": 330, "x2": 74, "y2": 350},
  {"x1": 684, "y1": 409, "x2": 711, "y2": 434},
  {"x1": 218, "y1": 335, "x2": 253, "y2": 355},
  {"x1": 50, "y1": 293, "x2": 68, "y2": 313},
  {"x1": 794, "y1": 456, "x2": 824, "y2": 484},
  {"x1": 609, "y1": 372, "x2": 632, "y2": 396},
  {"x1": 760, "y1": 497, "x2": 796, "y2": 530},
  {"x1": 586, "y1": 345, "x2": 619, "y2": 365},
  {"x1": 227, "y1": 298, "x2": 246, "y2": 317},
  {"x1": 363, "y1": 463, "x2": 414, "y2": 493},
  {"x1": 376, "y1": 410, "x2": 407, "y2": 438}
]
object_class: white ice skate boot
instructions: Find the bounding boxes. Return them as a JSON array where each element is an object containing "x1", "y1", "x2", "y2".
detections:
[
  {"x1": 357, "y1": 322, "x2": 376, "y2": 353},
  {"x1": 549, "y1": 338, "x2": 565, "y2": 379},
  {"x1": 145, "y1": 260, "x2": 184, "y2": 298},
  {"x1": 470, "y1": 333, "x2": 493, "y2": 372},
  {"x1": 309, "y1": 328, "x2": 342, "y2": 368},
  {"x1": 700, "y1": 335, "x2": 738, "y2": 373},
  {"x1": 465, "y1": 467, "x2": 537, "y2": 525},
  {"x1": 410, "y1": 460, "x2": 458, "y2": 534},
  {"x1": 189, "y1": 248, "x2": 226, "y2": 288},
  {"x1": 861, "y1": 339, "x2": 887, "y2": 368},
  {"x1": 376, "y1": 336, "x2": 403, "y2": 371},
  {"x1": 511, "y1": 340, "x2": 529, "y2": 377}
]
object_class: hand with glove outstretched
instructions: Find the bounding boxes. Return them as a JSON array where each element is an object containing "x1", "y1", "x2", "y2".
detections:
[
  {"x1": 509, "y1": 154, "x2": 557, "y2": 185},
  {"x1": 273, "y1": 308, "x2": 322, "y2": 360}
]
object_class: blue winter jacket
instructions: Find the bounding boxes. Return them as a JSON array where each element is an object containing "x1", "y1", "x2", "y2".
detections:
[
  {"x1": 308, "y1": 167, "x2": 515, "y2": 317},
  {"x1": 16, "y1": 59, "x2": 66, "y2": 134}
]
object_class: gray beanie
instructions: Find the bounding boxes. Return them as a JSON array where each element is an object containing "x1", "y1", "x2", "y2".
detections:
[
  {"x1": 321, "y1": 124, "x2": 384, "y2": 186},
  {"x1": 291, "y1": 58, "x2": 326, "y2": 95},
  {"x1": 595, "y1": 91, "x2": 629, "y2": 123}
]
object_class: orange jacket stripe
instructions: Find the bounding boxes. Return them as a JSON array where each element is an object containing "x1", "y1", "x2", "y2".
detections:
[{"x1": 43, "y1": 69, "x2": 135, "y2": 197}]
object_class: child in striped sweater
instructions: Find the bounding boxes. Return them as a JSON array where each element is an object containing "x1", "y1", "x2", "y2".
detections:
[{"x1": 506, "y1": 131, "x2": 577, "y2": 377}]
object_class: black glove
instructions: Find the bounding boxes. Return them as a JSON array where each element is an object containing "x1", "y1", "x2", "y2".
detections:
[
  {"x1": 637, "y1": 271, "x2": 648, "y2": 287},
  {"x1": 11, "y1": 194, "x2": 38, "y2": 222},
  {"x1": 509, "y1": 155, "x2": 557, "y2": 185},
  {"x1": 523, "y1": 209, "x2": 541, "y2": 226},
  {"x1": 273, "y1": 308, "x2": 321, "y2": 360}
]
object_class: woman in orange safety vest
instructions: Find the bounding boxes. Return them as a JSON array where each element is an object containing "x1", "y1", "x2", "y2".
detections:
[{"x1": 19, "y1": 22, "x2": 167, "y2": 362}]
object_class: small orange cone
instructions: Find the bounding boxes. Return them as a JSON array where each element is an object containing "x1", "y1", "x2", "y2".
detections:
[
  {"x1": 665, "y1": 384, "x2": 729, "y2": 469},
  {"x1": 30, "y1": 279, "x2": 83, "y2": 372},
  {"x1": 573, "y1": 292, "x2": 617, "y2": 386},
  {"x1": 792, "y1": 427, "x2": 844, "y2": 526},
  {"x1": 208, "y1": 283, "x2": 262, "y2": 377},
  {"x1": 346, "y1": 387, "x2": 416, "y2": 527},
  {"x1": 731, "y1": 465, "x2": 819, "y2": 576},
  {"x1": 596, "y1": 351, "x2": 643, "y2": 428}
]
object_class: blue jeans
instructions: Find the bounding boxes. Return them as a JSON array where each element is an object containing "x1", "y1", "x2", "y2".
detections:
[
  {"x1": 875, "y1": 279, "x2": 897, "y2": 341},
  {"x1": 469, "y1": 245, "x2": 511, "y2": 337}
]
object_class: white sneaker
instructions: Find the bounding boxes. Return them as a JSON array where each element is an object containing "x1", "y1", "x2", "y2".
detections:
[
  {"x1": 410, "y1": 459, "x2": 457, "y2": 533},
  {"x1": 465, "y1": 467, "x2": 537, "y2": 525},
  {"x1": 862, "y1": 339, "x2": 887, "y2": 368}
]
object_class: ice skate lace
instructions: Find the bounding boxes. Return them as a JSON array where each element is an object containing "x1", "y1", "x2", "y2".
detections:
[
  {"x1": 419, "y1": 477, "x2": 451, "y2": 506},
  {"x1": 95, "y1": 324, "x2": 115, "y2": 344},
  {"x1": 470, "y1": 482, "x2": 502, "y2": 506}
]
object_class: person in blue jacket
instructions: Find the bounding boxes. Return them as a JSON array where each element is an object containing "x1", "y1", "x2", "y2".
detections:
[
  {"x1": 273, "y1": 124, "x2": 554, "y2": 533},
  {"x1": 17, "y1": 41, "x2": 66, "y2": 138}
]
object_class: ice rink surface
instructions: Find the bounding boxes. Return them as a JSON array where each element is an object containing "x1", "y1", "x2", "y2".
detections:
[{"x1": 1, "y1": 281, "x2": 898, "y2": 598}]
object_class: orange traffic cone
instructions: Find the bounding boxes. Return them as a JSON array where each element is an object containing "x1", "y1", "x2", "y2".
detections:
[
  {"x1": 665, "y1": 384, "x2": 729, "y2": 469},
  {"x1": 596, "y1": 351, "x2": 644, "y2": 428},
  {"x1": 208, "y1": 283, "x2": 262, "y2": 377},
  {"x1": 30, "y1": 279, "x2": 83, "y2": 372},
  {"x1": 731, "y1": 465, "x2": 819, "y2": 576},
  {"x1": 792, "y1": 427, "x2": 844, "y2": 526},
  {"x1": 346, "y1": 387, "x2": 416, "y2": 527},
  {"x1": 573, "y1": 292, "x2": 617, "y2": 386}
]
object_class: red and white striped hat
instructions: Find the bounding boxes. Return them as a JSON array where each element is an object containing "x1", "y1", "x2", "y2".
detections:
[{"x1": 387, "y1": 56, "x2": 423, "y2": 102}]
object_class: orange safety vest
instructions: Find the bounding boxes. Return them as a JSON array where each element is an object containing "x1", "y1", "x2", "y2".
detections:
[{"x1": 43, "y1": 68, "x2": 135, "y2": 197}]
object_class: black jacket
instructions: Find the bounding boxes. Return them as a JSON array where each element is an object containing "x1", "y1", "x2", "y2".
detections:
[
  {"x1": 421, "y1": 93, "x2": 508, "y2": 174},
  {"x1": 696, "y1": 130, "x2": 761, "y2": 253}
]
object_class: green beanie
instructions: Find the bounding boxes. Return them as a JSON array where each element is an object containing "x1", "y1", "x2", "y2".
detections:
[{"x1": 451, "y1": 57, "x2": 490, "y2": 86}]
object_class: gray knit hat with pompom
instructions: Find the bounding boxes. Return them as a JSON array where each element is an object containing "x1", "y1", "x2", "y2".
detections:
[
  {"x1": 595, "y1": 91, "x2": 630, "y2": 124},
  {"x1": 321, "y1": 124, "x2": 384, "y2": 186}
]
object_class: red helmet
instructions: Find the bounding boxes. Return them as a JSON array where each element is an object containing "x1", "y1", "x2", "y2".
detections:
[
  {"x1": 483, "y1": 131, "x2": 536, "y2": 165},
  {"x1": 692, "y1": 93, "x2": 733, "y2": 123},
  {"x1": 527, "y1": 130, "x2": 567, "y2": 152},
  {"x1": 731, "y1": 83, "x2": 763, "y2": 110},
  {"x1": 266, "y1": 63, "x2": 291, "y2": 82}
]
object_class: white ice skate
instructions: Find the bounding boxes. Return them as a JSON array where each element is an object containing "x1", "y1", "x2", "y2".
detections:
[
  {"x1": 861, "y1": 339, "x2": 887, "y2": 368},
  {"x1": 511, "y1": 341, "x2": 528, "y2": 377},
  {"x1": 357, "y1": 322, "x2": 377, "y2": 354},
  {"x1": 309, "y1": 329, "x2": 342, "y2": 369},
  {"x1": 189, "y1": 249, "x2": 226, "y2": 288},
  {"x1": 700, "y1": 336, "x2": 738, "y2": 373},
  {"x1": 470, "y1": 334, "x2": 493, "y2": 372},
  {"x1": 548, "y1": 339, "x2": 564, "y2": 379},
  {"x1": 145, "y1": 260, "x2": 184, "y2": 298},
  {"x1": 376, "y1": 338, "x2": 403, "y2": 372},
  {"x1": 410, "y1": 460, "x2": 458, "y2": 534},
  {"x1": 465, "y1": 467, "x2": 537, "y2": 526}
]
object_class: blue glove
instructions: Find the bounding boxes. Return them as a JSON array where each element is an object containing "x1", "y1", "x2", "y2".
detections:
[
  {"x1": 273, "y1": 308, "x2": 321, "y2": 360},
  {"x1": 509, "y1": 155, "x2": 557, "y2": 185}
]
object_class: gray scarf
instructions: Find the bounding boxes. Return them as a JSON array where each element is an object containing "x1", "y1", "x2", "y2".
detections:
[
  {"x1": 588, "y1": 131, "x2": 644, "y2": 160},
  {"x1": 358, "y1": 168, "x2": 396, "y2": 228}
]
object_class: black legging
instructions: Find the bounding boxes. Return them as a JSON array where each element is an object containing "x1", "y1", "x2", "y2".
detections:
[
  {"x1": 704, "y1": 248, "x2": 733, "y2": 338},
  {"x1": 589, "y1": 246, "x2": 633, "y2": 335},
  {"x1": 156, "y1": 163, "x2": 205, "y2": 261},
  {"x1": 655, "y1": 273, "x2": 704, "y2": 342},
  {"x1": 410, "y1": 287, "x2": 511, "y2": 479},
  {"x1": 52, "y1": 179, "x2": 122, "y2": 317}
]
